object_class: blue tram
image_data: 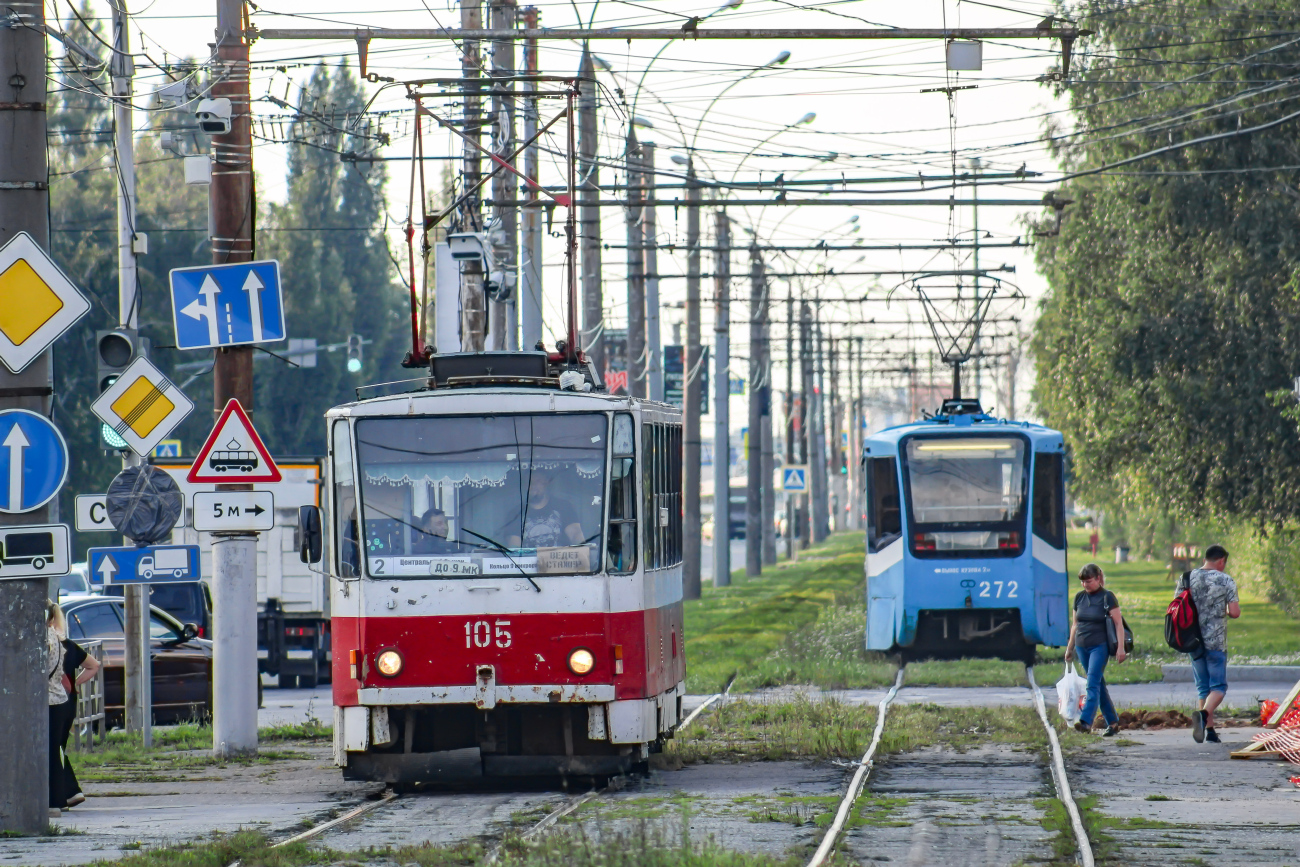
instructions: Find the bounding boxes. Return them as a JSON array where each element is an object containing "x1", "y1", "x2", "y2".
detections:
[{"x1": 863, "y1": 399, "x2": 1069, "y2": 661}]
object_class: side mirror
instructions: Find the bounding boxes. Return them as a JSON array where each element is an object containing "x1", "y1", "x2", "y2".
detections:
[
  {"x1": 299, "y1": 505, "x2": 323, "y2": 564},
  {"x1": 182, "y1": 622, "x2": 199, "y2": 641}
]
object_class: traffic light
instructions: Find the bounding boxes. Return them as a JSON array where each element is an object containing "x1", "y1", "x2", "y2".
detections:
[
  {"x1": 346, "y1": 334, "x2": 363, "y2": 373},
  {"x1": 96, "y1": 329, "x2": 140, "y2": 451}
]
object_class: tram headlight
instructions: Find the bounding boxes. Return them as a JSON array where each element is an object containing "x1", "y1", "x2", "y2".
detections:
[
  {"x1": 567, "y1": 647, "x2": 595, "y2": 676},
  {"x1": 375, "y1": 648, "x2": 404, "y2": 677}
]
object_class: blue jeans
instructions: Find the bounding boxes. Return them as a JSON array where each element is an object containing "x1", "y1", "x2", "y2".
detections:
[
  {"x1": 1077, "y1": 643, "x2": 1118, "y2": 727},
  {"x1": 1190, "y1": 649, "x2": 1228, "y2": 701}
]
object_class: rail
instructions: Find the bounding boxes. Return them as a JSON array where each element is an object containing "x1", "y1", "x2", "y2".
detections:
[{"x1": 69, "y1": 639, "x2": 106, "y2": 752}]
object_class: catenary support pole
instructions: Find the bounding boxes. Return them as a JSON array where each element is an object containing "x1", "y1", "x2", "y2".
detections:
[
  {"x1": 798, "y1": 302, "x2": 812, "y2": 551},
  {"x1": 109, "y1": 0, "x2": 152, "y2": 748},
  {"x1": 682, "y1": 163, "x2": 702, "y2": 600},
  {"x1": 785, "y1": 290, "x2": 797, "y2": 560},
  {"x1": 0, "y1": 0, "x2": 52, "y2": 831},
  {"x1": 760, "y1": 290, "x2": 777, "y2": 566},
  {"x1": 712, "y1": 211, "x2": 731, "y2": 587},
  {"x1": 490, "y1": 0, "x2": 518, "y2": 350},
  {"x1": 829, "y1": 336, "x2": 843, "y2": 531},
  {"x1": 211, "y1": 0, "x2": 259, "y2": 758},
  {"x1": 745, "y1": 241, "x2": 763, "y2": 577},
  {"x1": 811, "y1": 315, "x2": 829, "y2": 542},
  {"x1": 459, "y1": 0, "x2": 486, "y2": 350},
  {"x1": 971, "y1": 156, "x2": 981, "y2": 402},
  {"x1": 625, "y1": 131, "x2": 645, "y2": 397},
  {"x1": 577, "y1": 48, "x2": 603, "y2": 369},
  {"x1": 642, "y1": 143, "x2": 663, "y2": 402},
  {"x1": 519, "y1": 6, "x2": 542, "y2": 348}
]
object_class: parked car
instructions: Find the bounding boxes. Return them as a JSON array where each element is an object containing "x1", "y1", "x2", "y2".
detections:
[
  {"x1": 60, "y1": 594, "x2": 213, "y2": 727},
  {"x1": 103, "y1": 580, "x2": 213, "y2": 639}
]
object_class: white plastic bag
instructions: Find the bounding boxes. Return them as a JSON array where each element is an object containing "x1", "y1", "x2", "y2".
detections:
[{"x1": 1056, "y1": 662, "x2": 1086, "y2": 724}]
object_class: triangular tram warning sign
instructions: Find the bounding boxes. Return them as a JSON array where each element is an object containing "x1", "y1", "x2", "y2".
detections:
[{"x1": 187, "y1": 399, "x2": 281, "y2": 484}]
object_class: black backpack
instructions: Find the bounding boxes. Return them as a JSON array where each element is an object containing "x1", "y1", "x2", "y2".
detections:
[{"x1": 1165, "y1": 571, "x2": 1203, "y2": 654}]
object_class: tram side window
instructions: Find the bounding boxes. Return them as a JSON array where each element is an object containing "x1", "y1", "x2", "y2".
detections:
[
  {"x1": 1032, "y1": 453, "x2": 1066, "y2": 549},
  {"x1": 607, "y1": 414, "x2": 637, "y2": 573},
  {"x1": 640, "y1": 422, "x2": 683, "y2": 570},
  {"x1": 866, "y1": 457, "x2": 902, "y2": 552},
  {"x1": 332, "y1": 420, "x2": 360, "y2": 577}
]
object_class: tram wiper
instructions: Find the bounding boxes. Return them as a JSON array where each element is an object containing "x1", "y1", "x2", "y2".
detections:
[{"x1": 460, "y1": 528, "x2": 542, "y2": 593}]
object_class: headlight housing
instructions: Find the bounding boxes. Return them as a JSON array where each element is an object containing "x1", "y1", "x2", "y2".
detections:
[
  {"x1": 375, "y1": 648, "x2": 404, "y2": 677},
  {"x1": 567, "y1": 647, "x2": 595, "y2": 676}
]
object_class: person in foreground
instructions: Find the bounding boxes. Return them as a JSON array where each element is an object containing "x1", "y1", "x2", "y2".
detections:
[
  {"x1": 1185, "y1": 544, "x2": 1240, "y2": 744},
  {"x1": 1065, "y1": 563, "x2": 1127, "y2": 736}
]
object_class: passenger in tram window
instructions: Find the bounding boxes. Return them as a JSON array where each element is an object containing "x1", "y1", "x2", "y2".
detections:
[
  {"x1": 510, "y1": 470, "x2": 584, "y2": 548},
  {"x1": 413, "y1": 507, "x2": 459, "y2": 555}
]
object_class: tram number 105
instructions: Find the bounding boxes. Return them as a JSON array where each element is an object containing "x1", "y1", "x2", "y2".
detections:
[
  {"x1": 977, "y1": 580, "x2": 1018, "y2": 599},
  {"x1": 465, "y1": 619, "x2": 512, "y2": 649}
]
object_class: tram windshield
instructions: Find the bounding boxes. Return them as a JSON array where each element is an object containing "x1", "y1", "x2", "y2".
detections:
[
  {"x1": 903, "y1": 437, "x2": 1027, "y2": 555},
  {"x1": 352, "y1": 414, "x2": 607, "y2": 578}
]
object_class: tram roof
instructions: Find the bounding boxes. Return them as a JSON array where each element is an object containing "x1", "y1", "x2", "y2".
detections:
[
  {"x1": 865, "y1": 415, "x2": 1063, "y2": 450},
  {"x1": 326, "y1": 386, "x2": 680, "y2": 419}
]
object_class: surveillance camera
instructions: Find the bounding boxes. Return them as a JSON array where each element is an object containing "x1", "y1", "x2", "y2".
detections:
[
  {"x1": 448, "y1": 232, "x2": 489, "y2": 262},
  {"x1": 195, "y1": 97, "x2": 232, "y2": 135},
  {"x1": 154, "y1": 80, "x2": 192, "y2": 108}
]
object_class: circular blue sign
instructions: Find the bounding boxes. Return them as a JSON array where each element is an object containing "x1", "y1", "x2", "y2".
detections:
[{"x1": 0, "y1": 409, "x2": 69, "y2": 513}]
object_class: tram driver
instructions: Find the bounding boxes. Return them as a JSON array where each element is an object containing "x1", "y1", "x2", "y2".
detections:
[
  {"x1": 508, "y1": 470, "x2": 586, "y2": 549},
  {"x1": 412, "y1": 507, "x2": 460, "y2": 555}
]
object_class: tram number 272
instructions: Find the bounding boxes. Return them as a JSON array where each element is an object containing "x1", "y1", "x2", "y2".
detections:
[
  {"x1": 465, "y1": 619, "x2": 512, "y2": 648},
  {"x1": 978, "y1": 580, "x2": 1018, "y2": 599}
]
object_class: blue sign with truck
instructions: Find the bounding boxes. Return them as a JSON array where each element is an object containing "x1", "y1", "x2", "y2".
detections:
[{"x1": 89, "y1": 544, "x2": 200, "y2": 584}]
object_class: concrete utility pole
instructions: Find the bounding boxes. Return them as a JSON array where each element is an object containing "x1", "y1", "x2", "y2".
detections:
[
  {"x1": 811, "y1": 315, "x2": 829, "y2": 542},
  {"x1": 785, "y1": 290, "x2": 797, "y2": 560},
  {"x1": 760, "y1": 267, "x2": 776, "y2": 566},
  {"x1": 829, "y1": 336, "x2": 842, "y2": 531},
  {"x1": 577, "y1": 48, "x2": 602, "y2": 368},
  {"x1": 625, "y1": 132, "x2": 645, "y2": 397},
  {"x1": 642, "y1": 143, "x2": 663, "y2": 402},
  {"x1": 712, "y1": 211, "x2": 730, "y2": 587},
  {"x1": 489, "y1": 0, "x2": 517, "y2": 350},
  {"x1": 519, "y1": 6, "x2": 542, "y2": 348},
  {"x1": 110, "y1": 0, "x2": 151, "y2": 747},
  {"x1": 0, "y1": 0, "x2": 52, "y2": 831},
  {"x1": 798, "y1": 302, "x2": 812, "y2": 551},
  {"x1": 745, "y1": 241, "x2": 763, "y2": 577},
  {"x1": 460, "y1": 0, "x2": 486, "y2": 351},
  {"x1": 211, "y1": 0, "x2": 259, "y2": 758},
  {"x1": 682, "y1": 163, "x2": 702, "y2": 600},
  {"x1": 971, "y1": 156, "x2": 981, "y2": 404}
]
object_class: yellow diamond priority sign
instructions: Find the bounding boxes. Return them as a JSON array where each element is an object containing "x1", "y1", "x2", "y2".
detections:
[
  {"x1": 0, "y1": 232, "x2": 91, "y2": 373},
  {"x1": 90, "y1": 356, "x2": 195, "y2": 457}
]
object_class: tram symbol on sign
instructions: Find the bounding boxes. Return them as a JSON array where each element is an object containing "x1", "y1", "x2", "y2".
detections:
[{"x1": 209, "y1": 442, "x2": 259, "y2": 474}]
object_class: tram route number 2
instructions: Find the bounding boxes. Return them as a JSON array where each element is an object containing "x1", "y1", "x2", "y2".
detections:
[
  {"x1": 977, "y1": 580, "x2": 1018, "y2": 598},
  {"x1": 465, "y1": 619, "x2": 512, "y2": 648}
]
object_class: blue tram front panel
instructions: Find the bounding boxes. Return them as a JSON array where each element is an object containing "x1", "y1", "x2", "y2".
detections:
[{"x1": 863, "y1": 414, "x2": 1069, "y2": 657}]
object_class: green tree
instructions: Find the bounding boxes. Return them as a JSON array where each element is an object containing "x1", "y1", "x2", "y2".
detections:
[{"x1": 1031, "y1": 0, "x2": 1300, "y2": 525}]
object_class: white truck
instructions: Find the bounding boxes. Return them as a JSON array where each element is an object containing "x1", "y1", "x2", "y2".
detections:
[
  {"x1": 154, "y1": 457, "x2": 331, "y2": 688},
  {"x1": 138, "y1": 546, "x2": 190, "y2": 580}
]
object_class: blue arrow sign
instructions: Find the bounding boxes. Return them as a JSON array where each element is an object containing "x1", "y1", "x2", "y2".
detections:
[
  {"x1": 781, "y1": 467, "x2": 808, "y2": 493},
  {"x1": 169, "y1": 260, "x2": 285, "y2": 350},
  {"x1": 0, "y1": 410, "x2": 68, "y2": 513},
  {"x1": 89, "y1": 544, "x2": 201, "y2": 585}
]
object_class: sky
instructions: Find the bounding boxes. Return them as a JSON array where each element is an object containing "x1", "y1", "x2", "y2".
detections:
[{"x1": 58, "y1": 0, "x2": 1081, "y2": 433}]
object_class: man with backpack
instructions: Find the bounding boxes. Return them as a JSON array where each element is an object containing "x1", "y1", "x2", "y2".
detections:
[{"x1": 1180, "y1": 545, "x2": 1241, "y2": 744}]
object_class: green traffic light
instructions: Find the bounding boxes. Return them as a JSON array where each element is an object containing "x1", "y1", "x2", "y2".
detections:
[
  {"x1": 101, "y1": 423, "x2": 127, "y2": 450},
  {"x1": 347, "y1": 358, "x2": 362, "y2": 373}
]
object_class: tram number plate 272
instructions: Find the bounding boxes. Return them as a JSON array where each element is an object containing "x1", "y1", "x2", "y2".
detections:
[
  {"x1": 977, "y1": 580, "x2": 1018, "y2": 599},
  {"x1": 465, "y1": 619, "x2": 512, "y2": 648}
]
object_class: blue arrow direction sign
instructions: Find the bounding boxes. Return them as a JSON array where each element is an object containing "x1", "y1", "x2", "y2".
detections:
[
  {"x1": 169, "y1": 260, "x2": 285, "y2": 350},
  {"x1": 0, "y1": 409, "x2": 68, "y2": 513},
  {"x1": 89, "y1": 544, "x2": 200, "y2": 585}
]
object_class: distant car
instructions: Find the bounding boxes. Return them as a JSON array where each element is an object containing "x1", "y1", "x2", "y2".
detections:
[
  {"x1": 58, "y1": 564, "x2": 92, "y2": 598},
  {"x1": 60, "y1": 595, "x2": 213, "y2": 727},
  {"x1": 103, "y1": 580, "x2": 213, "y2": 639}
]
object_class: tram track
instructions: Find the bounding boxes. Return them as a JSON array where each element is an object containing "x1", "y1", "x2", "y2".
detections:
[{"x1": 808, "y1": 663, "x2": 1095, "y2": 867}]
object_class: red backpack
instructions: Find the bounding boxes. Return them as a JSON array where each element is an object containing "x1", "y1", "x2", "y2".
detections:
[{"x1": 1165, "y1": 570, "x2": 1203, "y2": 654}]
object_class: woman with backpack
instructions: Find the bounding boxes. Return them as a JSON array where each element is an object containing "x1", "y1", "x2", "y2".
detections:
[{"x1": 1064, "y1": 563, "x2": 1127, "y2": 735}]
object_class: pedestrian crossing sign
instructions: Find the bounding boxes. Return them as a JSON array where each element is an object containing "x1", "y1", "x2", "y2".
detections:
[
  {"x1": 782, "y1": 466, "x2": 808, "y2": 492},
  {"x1": 90, "y1": 357, "x2": 194, "y2": 457}
]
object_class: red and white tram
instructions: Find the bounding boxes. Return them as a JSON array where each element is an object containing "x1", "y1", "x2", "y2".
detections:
[{"x1": 299, "y1": 350, "x2": 685, "y2": 781}]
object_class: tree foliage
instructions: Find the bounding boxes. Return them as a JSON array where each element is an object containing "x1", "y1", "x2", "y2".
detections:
[{"x1": 1031, "y1": 0, "x2": 1300, "y2": 524}]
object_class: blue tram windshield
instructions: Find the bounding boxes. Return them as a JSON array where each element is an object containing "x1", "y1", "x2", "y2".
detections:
[
  {"x1": 903, "y1": 437, "x2": 1027, "y2": 553},
  {"x1": 354, "y1": 414, "x2": 607, "y2": 578}
]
